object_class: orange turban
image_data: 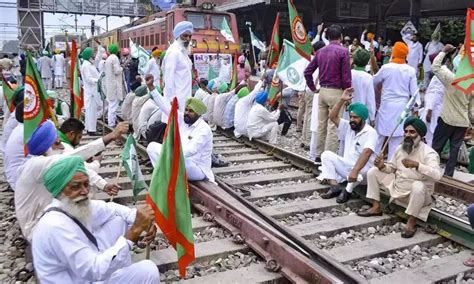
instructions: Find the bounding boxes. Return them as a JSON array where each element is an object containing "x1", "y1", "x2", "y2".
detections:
[{"x1": 391, "y1": 42, "x2": 408, "y2": 64}]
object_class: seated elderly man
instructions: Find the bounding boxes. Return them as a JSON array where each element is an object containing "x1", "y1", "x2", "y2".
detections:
[
  {"x1": 15, "y1": 120, "x2": 128, "y2": 241},
  {"x1": 33, "y1": 156, "x2": 159, "y2": 283},
  {"x1": 145, "y1": 74, "x2": 214, "y2": 182},
  {"x1": 319, "y1": 88, "x2": 378, "y2": 203},
  {"x1": 358, "y1": 117, "x2": 442, "y2": 238},
  {"x1": 234, "y1": 76, "x2": 265, "y2": 138},
  {"x1": 247, "y1": 91, "x2": 282, "y2": 144}
]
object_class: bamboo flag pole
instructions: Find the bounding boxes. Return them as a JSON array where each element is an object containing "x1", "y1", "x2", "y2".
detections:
[{"x1": 109, "y1": 159, "x2": 122, "y2": 202}]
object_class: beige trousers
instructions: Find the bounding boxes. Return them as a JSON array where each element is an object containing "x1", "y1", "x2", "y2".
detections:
[
  {"x1": 296, "y1": 91, "x2": 306, "y2": 131},
  {"x1": 316, "y1": 87, "x2": 343, "y2": 156},
  {"x1": 366, "y1": 167, "x2": 432, "y2": 218},
  {"x1": 301, "y1": 90, "x2": 314, "y2": 144}
]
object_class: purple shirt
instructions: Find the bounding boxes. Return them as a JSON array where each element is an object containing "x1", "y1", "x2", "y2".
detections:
[{"x1": 304, "y1": 41, "x2": 351, "y2": 91}]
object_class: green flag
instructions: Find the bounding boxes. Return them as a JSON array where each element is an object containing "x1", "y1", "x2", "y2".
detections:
[
  {"x1": 70, "y1": 39, "x2": 83, "y2": 119},
  {"x1": 1, "y1": 74, "x2": 15, "y2": 112},
  {"x1": 121, "y1": 134, "x2": 147, "y2": 198},
  {"x1": 276, "y1": 40, "x2": 310, "y2": 91},
  {"x1": 24, "y1": 52, "x2": 55, "y2": 155},
  {"x1": 146, "y1": 97, "x2": 194, "y2": 278},
  {"x1": 452, "y1": 8, "x2": 474, "y2": 94},
  {"x1": 130, "y1": 38, "x2": 151, "y2": 76},
  {"x1": 220, "y1": 17, "x2": 235, "y2": 43},
  {"x1": 267, "y1": 12, "x2": 280, "y2": 68},
  {"x1": 250, "y1": 29, "x2": 266, "y2": 51},
  {"x1": 288, "y1": 0, "x2": 312, "y2": 60},
  {"x1": 207, "y1": 62, "x2": 218, "y2": 81}
]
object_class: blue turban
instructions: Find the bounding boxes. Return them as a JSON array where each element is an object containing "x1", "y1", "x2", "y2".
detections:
[
  {"x1": 27, "y1": 120, "x2": 58, "y2": 155},
  {"x1": 207, "y1": 80, "x2": 215, "y2": 91},
  {"x1": 173, "y1": 21, "x2": 194, "y2": 39},
  {"x1": 255, "y1": 91, "x2": 268, "y2": 105},
  {"x1": 308, "y1": 31, "x2": 316, "y2": 38}
]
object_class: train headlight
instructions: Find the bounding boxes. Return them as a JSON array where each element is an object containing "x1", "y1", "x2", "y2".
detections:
[
  {"x1": 224, "y1": 41, "x2": 229, "y2": 49},
  {"x1": 201, "y1": 2, "x2": 213, "y2": 10}
]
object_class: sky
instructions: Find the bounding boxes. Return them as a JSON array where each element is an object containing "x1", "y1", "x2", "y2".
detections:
[{"x1": 1, "y1": 0, "x2": 132, "y2": 43}]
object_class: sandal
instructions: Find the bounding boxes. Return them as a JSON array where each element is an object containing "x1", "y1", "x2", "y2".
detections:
[
  {"x1": 401, "y1": 227, "x2": 417, "y2": 238},
  {"x1": 357, "y1": 209, "x2": 383, "y2": 217}
]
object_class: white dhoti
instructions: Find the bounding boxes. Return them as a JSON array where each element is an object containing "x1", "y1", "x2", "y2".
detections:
[
  {"x1": 107, "y1": 99, "x2": 120, "y2": 127},
  {"x1": 366, "y1": 167, "x2": 432, "y2": 220},
  {"x1": 319, "y1": 151, "x2": 365, "y2": 192},
  {"x1": 146, "y1": 142, "x2": 205, "y2": 181},
  {"x1": 85, "y1": 91, "x2": 98, "y2": 132},
  {"x1": 54, "y1": 72, "x2": 63, "y2": 88}
]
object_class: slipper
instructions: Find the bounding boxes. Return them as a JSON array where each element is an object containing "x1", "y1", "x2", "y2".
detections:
[
  {"x1": 401, "y1": 227, "x2": 417, "y2": 238},
  {"x1": 357, "y1": 210, "x2": 383, "y2": 217},
  {"x1": 463, "y1": 258, "x2": 474, "y2": 267}
]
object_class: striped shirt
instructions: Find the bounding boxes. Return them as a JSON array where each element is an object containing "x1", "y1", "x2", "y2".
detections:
[{"x1": 304, "y1": 41, "x2": 351, "y2": 91}]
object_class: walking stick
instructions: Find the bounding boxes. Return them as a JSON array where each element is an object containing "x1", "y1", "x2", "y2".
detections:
[{"x1": 109, "y1": 159, "x2": 122, "y2": 202}]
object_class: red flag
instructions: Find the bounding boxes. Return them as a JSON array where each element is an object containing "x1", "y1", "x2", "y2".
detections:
[
  {"x1": 267, "y1": 12, "x2": 280, "y2": 68},
  {"x1": 70, "y1": 40, "x2": 83, "y2": 119}
]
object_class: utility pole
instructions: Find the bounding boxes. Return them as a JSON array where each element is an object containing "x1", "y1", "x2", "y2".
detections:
[{"x1": 75, "y1": 15, "x2": 78, "y2": 32}]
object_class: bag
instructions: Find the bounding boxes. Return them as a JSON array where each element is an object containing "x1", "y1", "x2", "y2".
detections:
[{"x1": 146, "y1": 121, "x2": 167, "y2": 144}]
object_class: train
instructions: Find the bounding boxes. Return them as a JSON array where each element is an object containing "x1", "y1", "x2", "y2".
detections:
[{"x1": 81, "y1": 3, "x2": 240, "y2": 55}]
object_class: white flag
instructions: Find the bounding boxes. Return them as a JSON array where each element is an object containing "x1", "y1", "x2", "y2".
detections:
[
  {"x1": 129, "y1": 38, "x2": 150, "y2": 76},
  {"x1": 250, "y1": 29, "x2": 266, "y2": 51},
  {"x1": 400, "y1": 21, "x2": 418, "y2": 37},
  {"x1": 276, "y1": 40, "x2": 309, "y2": 92},
  {"x1": 220, "y1": 17, "x2": 235, "y2": 43}
]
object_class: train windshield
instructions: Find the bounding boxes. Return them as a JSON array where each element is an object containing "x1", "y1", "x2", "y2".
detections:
[
  {"x1": 185, "y1": 13, "x2": 205, "y2": 29},
  {"x1": 210, "y1": 14, "x2": 230, "y2": 31}
]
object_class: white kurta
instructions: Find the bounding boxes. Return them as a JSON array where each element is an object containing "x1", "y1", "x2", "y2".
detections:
[
  {"x1": 15, "y1": 138, "x2": 106, "y2": 241},
  {"x1": 402, "y1": 35, "x2": 423, "y2": 72},
  {"x1": 161, "y1": 41, "x2": 192, "y2": 123},
  {"x1": 80, "y1": 60, "x2": 101, "y2": 132},
  {"x1": 136, "y1": 99, "x2": 159, "y2": 139},
  {"x1": 33, "y1": 199, "x2": 159, "y2": 284},
  {"x1": 144, "y1": 58, "x2": 161, "y2": 87},
  {"x1": 246, "y1": 104, "x2": 280, "y2": 140},
  {"x1": 104, "y1": 54, "x2": 124, "y2": 101},
  {"x1": 4, "y1": 124, "x2": 29, "y2": 191},
  {"x1": 350, "y1": 69, "x2": 377, "y2": 121},
  {"x1": 131, "y1": 96, "x2": 150, "y2": 136},
  {"x1": 373, "y1": 63, "x2": 419, "y2": 137},
  {"x1": 194, "y1": 88, "x2": 209, "y2": 101},
  {"x1": 38, "y1": 56, "x2": 53, "y2": 78},
  {"x1": 121, "y1": 93, "x2": 136, "y2": 122},
  {"x1": 149, "y1": 89, "x2": 214, "y2": 182},
  {"x1": 234, "y1": 80, "x2": 264, "y2": 137},
  {"x1": 53, "y1": 54, "x2": 65, "y2": 75},
  {"x1": 422, "y1": 41, "x2": 444, "y2": 72},
  {"x1": 213, "y1": 91, "x2": 235, "y2": 128},
  {"x1": 0, "y1": 112, "x2": 18, "y2": 154},
  {"x1": 360, "y1": 33, "x2": 379, "y2": 50}
]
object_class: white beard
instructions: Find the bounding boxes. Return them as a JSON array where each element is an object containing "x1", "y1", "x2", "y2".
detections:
[
  {"x1": 59, "y1": 196, "x2": 92, "y2": 226},
  {"x1": 177, "y1": 38, "x2": 192, "y2": 55}
]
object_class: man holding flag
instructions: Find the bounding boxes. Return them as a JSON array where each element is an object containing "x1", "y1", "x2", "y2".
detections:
[{"x1": 304, "y1": 24, "x2": 351, "y2": 163}]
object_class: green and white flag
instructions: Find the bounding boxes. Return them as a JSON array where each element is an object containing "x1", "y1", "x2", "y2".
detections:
[
  {"x1": 220, "y1": 17, "x2": 235, "y2": 43},
  {"x1": 121, "y1": 134, "x2": 147, "y2": 198},
  {"x1": 130, "y1": 38, "x2": 151, "y2": 76},
  {"x1": 276, "y1": 39, "x2": 309, "y2": 92},
  {"x1": 250, "y1": 29, "x2": 266, "y2": 51}
]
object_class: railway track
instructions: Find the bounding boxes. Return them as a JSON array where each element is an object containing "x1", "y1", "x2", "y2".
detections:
[{"x1": 89, "y1": 119, "x2": 473, "y2": 283}]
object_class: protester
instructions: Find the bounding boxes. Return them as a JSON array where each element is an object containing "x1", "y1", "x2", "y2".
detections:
[
  {"x1": 304, "y1": 25, "x2": 351, "y2": 163},
  {"x1": 247, "y1": 91, "x2": 282, "y2": 144},
  {"x1": 32, "y1": 156, "x2": 159, "y2": 283},
  {"x1": 431, "y1": 44, "x2": 473, "y2": 177},
  {"x1": 144, "y1": 47, "x2": 162, "y2": 88},
  {"x1": 319, "y1": 89, "x2": 378, "y2": 203},
  {"x1": 80, "y1": 47, "x2": 101, "y2": 134},
  {"x1": 38, "y1": 51, "x2": 53, "y2": 90},
  {"x1": 349, "y1": 49, "x2": 376, "y2": 124},
  {"x1": 234, "y1": 76, "x2": 265, "y2": 138},
  {"x1": 4, "y1": 102, "x2": 25, "y2": 191},
  {"x1": 104, "y1": 44, "x2": 124, "y2": 128},
  {"x1": 402, "y1": 32, "x2": 423, "y2": 76},
  {"x1": 422, "y1": 29, "x2": 444, "y2": 89},
  {"x1": 222, "y1": 85, "x2": 248, "y2": 130},
  {"x1": 212, "y1": 83, "x2": 234, "y2": 128},
  {"x1": 52, "y1": 49, "x2": 65, "y2": 89},
  {"x1": 358, "y1": 117, "x2": 442, "y2": 238}
]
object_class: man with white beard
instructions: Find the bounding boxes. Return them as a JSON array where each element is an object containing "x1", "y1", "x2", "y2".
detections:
[
  {"x1": 32, "y1": 155, "x2": 159, "y2": 283},
  {"x1": 357, "y1": 117, "x2": 442, "y2": 238},
  {"x1": 15, "y1": 120, "x2": 128, "y2": 241},
  {"x1": 80, "y1": 47, "x2": 101, "y2": 135},
  {"x1": 161, "y1": 21, "x2": 193, "y2": 123}
]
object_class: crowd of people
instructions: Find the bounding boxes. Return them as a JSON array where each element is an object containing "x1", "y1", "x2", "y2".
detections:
[{"x1": 0, "y1": 17, "x2": 473, "y2": 282}]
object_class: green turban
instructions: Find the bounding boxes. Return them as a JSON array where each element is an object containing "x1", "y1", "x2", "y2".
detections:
[
  {"x1": 353, "y1": 49, "x2": 370, "y2": 67},
  {"x1": 348, "y1": 102, "x2": 369, "y2": 121},
  {"x1": 108, "y1": 44, "x2": 119, "y2": 55},
  {"x1": 404, "y1": 116, "x2": 427, "y2": 137},
  {"x1": 236, "y1": 87, "x2": 250, "y2": 98},
  {"x1": 43, "y1": 156, "x2": 88, "y2": 198},
  {"x1": 160, "y1": 50, "x2": 166, "y2": 60},
  {"x1": 134, "y1": 85, "x2": 148, "y2": 97},
  {"x1": 81, "y1": 47, "x2": 93, "y2": 60},
  {"x1": 185, "y1": 97, "x2": 207, "y2": 115},
  {"x1": 217, "y1": 82, "x2": 228, "y2": 94}
]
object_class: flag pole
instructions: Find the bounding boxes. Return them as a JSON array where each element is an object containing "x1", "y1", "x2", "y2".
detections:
[
  {"x1": 248, "y1": 26, "x2": 258, "y2": 74},
  {"x1": 109, "y1": 159, "x2": 122, "y2": 202}
]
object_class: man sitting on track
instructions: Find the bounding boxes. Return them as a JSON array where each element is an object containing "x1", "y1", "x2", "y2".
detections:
[
  {"x1": 15, "y1": 120, "x2": 128, "y2": 241},
  {"x1": 32, "y1": 155, "x2": 159, "y2": 283},
  {"x1": 357, "y1": 117, "x2": 442, "y2": 238},
  {"x1": 319, "y1": 88, "x2": 378, "y2": 203},
  {"x1": 246, "y1": 90, "x2": 282, "y2": 144},
  {"x1": 145, "y1": 74, "x2": 214, "y2": 182}
]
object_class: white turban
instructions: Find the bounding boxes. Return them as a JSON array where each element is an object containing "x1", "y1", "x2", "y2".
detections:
[{"x1": 173, "y1": 21, "x2": 194, "y2": 39}]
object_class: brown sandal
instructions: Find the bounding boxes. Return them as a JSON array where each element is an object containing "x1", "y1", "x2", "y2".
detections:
[{"x1": 401, "y1": 227, "x2": 417, "y2": 238}]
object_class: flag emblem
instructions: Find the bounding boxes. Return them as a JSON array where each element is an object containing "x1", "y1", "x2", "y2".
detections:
[
  {"x1": 24, "y1": 76, "x2": 41, "y2": 118},
  {"x1": 287, "y1": 67, "x2": 300, "y2": 84},
  {"x1": 292, "y1": 16, "x2": 308, "y2": 44}
]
